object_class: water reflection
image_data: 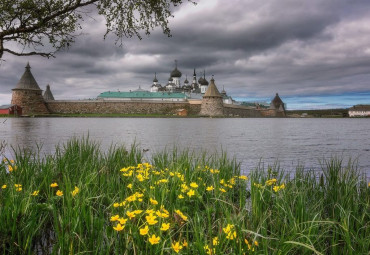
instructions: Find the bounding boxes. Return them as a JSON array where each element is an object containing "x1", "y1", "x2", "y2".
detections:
[{"x1": 1, "y1": 118, "x2": 369, "y2": 176}]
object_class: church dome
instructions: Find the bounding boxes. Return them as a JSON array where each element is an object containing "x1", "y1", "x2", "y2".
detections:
[
  {"x1": 170, "y1": 67, "x2": 182, "y2": 78},
  {"x1": 201, "y1": 78, "x2": 209, "y2": 86}
]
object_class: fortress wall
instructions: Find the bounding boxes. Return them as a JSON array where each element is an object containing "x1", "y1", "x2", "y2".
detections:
[
  {"x1": 223, "y1": 105, "x2": 262, "y2": 117},
  {"x1": 259, "y1": 109, "x2": 286, "y2": 117},
  {"x1": 46, "y1": 100, "x2": 201, "y2": 115}
]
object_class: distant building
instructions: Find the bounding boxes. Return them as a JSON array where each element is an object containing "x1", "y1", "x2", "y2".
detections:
[
  {"x1": 348, "y1": 105, "x2": 370, "y2": 117},
  {"x1": 104, "y1": 61, "x2": 235, "y2": 104},
  {"x1": 9, "y1": 62, "x2": 286, "y2": 117},
  {"x1": 0, "y1": 104, "x2": 22, "y2": 115},
  {"x1": 98, "y1": 89, "x2": 188, "y2": 102}
]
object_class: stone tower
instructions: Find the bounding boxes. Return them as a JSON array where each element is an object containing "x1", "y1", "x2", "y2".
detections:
[
  {"x1": 200, "y1": 77, "x2": 224, "y2": 117},
  {"x1": 43, "y1": 84, "x2": 55, "y2": 101},
  {"x1": 11, "y1": 63, "x2": 49, "y2": 115},
  {"x1": 270, "y1": 93, "x2": 286, "y2": 116}
]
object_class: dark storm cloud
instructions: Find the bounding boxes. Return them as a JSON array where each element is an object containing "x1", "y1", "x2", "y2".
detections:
[{"x1": 1, "y1": 0, "x2": 370, "y2": 108}]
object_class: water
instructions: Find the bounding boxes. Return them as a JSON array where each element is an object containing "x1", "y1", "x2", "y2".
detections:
[{"x1": 1, "y1": 118, "x2": 369, "y2": 176}]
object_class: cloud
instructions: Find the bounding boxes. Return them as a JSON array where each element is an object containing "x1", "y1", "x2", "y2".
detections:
[{"x1": 1, "y1": 0, "x2": 370, "y2": 109}]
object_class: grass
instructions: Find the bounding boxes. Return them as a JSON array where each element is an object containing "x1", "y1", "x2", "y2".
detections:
[{"x1": 0, "y1": 138, "x2": 369, "y2": 254}]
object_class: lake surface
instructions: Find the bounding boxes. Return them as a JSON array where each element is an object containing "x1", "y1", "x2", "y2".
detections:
[{"x1": 1, "y1": 118, "x2": 369, "y2": 177}]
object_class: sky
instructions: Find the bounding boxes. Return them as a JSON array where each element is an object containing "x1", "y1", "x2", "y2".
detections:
[{"x1": 1, "y1": 0, "x2": 370, "y2": 110}]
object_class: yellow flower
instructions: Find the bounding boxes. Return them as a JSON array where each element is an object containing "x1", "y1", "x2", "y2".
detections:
[
  {"x1": 133, "y1": 210, "x2": 143, "y2": 215},
  {"x1": 15, "y1": 184, "x2": 22, "y2": 192},
  {"x1": 71, "y1": 186, "x2": 79, "y2": 197},
  {"x1": 254, "y1": 240, "x2": 259, "y2": 246},
  {"x1": 120, "y1": 167, "x2": 129, "y2": 172},
  {"x1": 239, "y1": 175, "x2": 248, "y2": 180},
  {"x1": 273, "y1": 183, "x2": 285, "y2": 192},
  {"x1": 160, "y1": 222, "x2": 170, "y2": 231},
  {"x1": 226, "y1": 231, "x2": 237, "y2": 240},
  {"x1": 190, "y1": 182, "x2": 198, "y2": 188},
  {"x1": 148, "y1": 234, "x2": 160, "y2": 245},
  {"x1": 113, "y1": 223, "x2": 124, "y2": 231},
  {"x1": 204, "y1": 245, "x2": 215, "y2": 255},
  {"x1": 1, "y1": 184, "x2": 7, "y2": 189},
  {"x1": 187, "y1": 189, "x2": 195, "y2": 197},
  {"x1": 31, "y1": 190, "x2": 39, "y2": 196},
  {"x1": 118, "y1": 217, "x2": 128, "y2": 225},
  {"x1": 172, "y1": 241, "x2": 183, "y2": 253},
  {"x1": 223, "y1": 224, "x2": 234, "y2": 236},
  {"x1": 178, "y1": 194, "x2": 184, "y2": 199},
  {"x1": 150, "y1": 198, "x2": 158, "y2": 205},
  {"x1": 146, "y1": 214, "x2": 158, "y2": 225},
  {"x1": 122, "y1": 171, "x2": 133, "y2": 177},
  {"x1": 110, "y1": 215, "x2": 120, "y2": 222},
  {"x1": 265, "y1": 178, "x2": 277, "y2": 186},
  {"x1": 213, "y1": 236, "x2": 219, "y2": 246},
  {"x1": 137, "y1": 174, "x2": 145, "y2": 182},
  {"x1": 113, "y1": 203, "x2": 120, "y2": 208},
  {"x1": 126, "y1": 211, "x2": 136, "y2": 219},
  {"x1": 127, "y1": 183, "x2": 133, "y2": 189},
  {"x1": 182, "y1": 239, "x2": 188, "y2": 247},
  {"x1": 50, "y1": 182, "x2": 58, "y2": 188},
  {"x1": 368, "y1": 182, "x2": 370, "y2": 187},
  {"x1": 180, "y1": 183, "x2": 189, "y2": 192},
  {"x1": 139, "y1": 225, "x2": 149, "y2": 235},
  {"x1": 8, "y1": 165, "x2": 17, "y2": 172},
  {"x1": 56, "y1": 190, "x2": 63, "y2": 197},
  {"x1": 146, "y1": 209, "x2": 155, "y2": 214},
  {"x1": 253, "y1": 182, "x2": 263, "y2": 188},
  {"x1": 175, "y1": 209, "x2": 188, "y2": 221},
  {"x1": 156, "y1": 210, "x2": 169, "y2": 218},
  {"x1": 206, "y1": 186, "x2": 214, "y2": 191},
  {"x1": 219, "y1": 188, "x2": 226, "y2": 193}
]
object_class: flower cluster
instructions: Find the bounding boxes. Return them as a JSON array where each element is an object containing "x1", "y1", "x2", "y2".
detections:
[
  {"x1": 110, "y1": 162, "x2": 251, "y2": 253},
  {"x1": 254, "y1": 178, "x2": 286, "y2": 193}
]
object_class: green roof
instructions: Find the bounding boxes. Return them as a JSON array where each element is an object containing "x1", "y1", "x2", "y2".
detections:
[{"x1": 98, "y1": 91, "x2": 187, "y2": 99}]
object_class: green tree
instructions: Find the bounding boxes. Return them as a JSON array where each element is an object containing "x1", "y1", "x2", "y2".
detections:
[{"x1": 0, "y1": 0, "x2": 192, "y2": 60}]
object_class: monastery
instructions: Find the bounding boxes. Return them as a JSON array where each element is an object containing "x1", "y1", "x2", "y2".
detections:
[{"x1": 8, "y1": 62, "x2": 286, "y2": 117}]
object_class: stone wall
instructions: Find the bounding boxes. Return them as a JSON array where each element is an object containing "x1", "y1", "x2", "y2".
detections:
[
  {"x1": 223, "y1": 104, "x2": 262, "y2": 117},
  {"x1": 46, "y1": 100, "x2": 201, "y2": 115},
  {"x1": 200, "y1": 97, "x2": 224, "y2": 116},
  {"x1": 259, "y1": 109, "x2": 286, "y2": 117},
  {"x1": 11, "y1": 89, "x2": 49, "y2": 115}
]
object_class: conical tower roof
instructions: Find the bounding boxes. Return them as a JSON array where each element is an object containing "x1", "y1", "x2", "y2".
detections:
[
  {"x1": 43, "y1": 84, "x2": 55, "y2": 100},
  {"x1": 204, "y1": 77, "x2": 222, "y2": 98},
  {"x1": 14, "y1": 62, "x2": 41, "y2": 90},
  {"x1": 272, "y1": 93, "x2": 283, "y2": 107}
]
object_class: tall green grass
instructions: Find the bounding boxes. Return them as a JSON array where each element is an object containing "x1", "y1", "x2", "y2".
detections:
[
  {"x1": 250, "y1": 159, "x2": 370, "y2": 254},
  {"x1": 0, "y1": 138, "x2": 369, "y2": 254}
]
